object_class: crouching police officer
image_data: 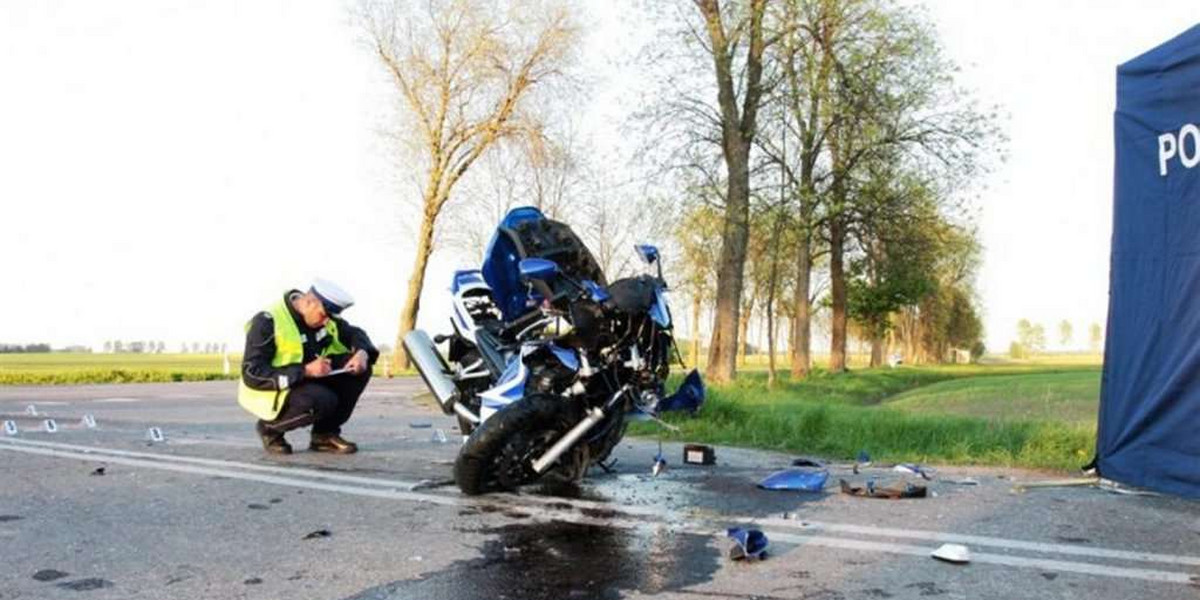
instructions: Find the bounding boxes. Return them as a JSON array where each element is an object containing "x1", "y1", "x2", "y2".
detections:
[{"x1": 239, "y1": 278, "x2": 378, "y2": 455}]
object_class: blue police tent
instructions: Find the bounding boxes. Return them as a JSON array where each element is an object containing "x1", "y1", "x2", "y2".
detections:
[{"x1": 1099, "y1": 24, "x2": 1200, "y2": 497}]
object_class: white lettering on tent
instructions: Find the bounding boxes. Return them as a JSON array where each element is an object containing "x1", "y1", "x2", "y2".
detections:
[
  {"x1": 1180, "y1": 124, "x2": 1200, "y2": 169},
  {"x1": 1158, "y1": 123, "x2": 1200, "y2": 177},
  {"x1": 1159, "y1": 133, "x2": 1177, "y2": 176}
]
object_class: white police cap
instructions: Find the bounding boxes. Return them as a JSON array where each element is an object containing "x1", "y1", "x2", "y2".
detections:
[{"x1": 311, "y1": 278, "x2": 354, "y2": 315}]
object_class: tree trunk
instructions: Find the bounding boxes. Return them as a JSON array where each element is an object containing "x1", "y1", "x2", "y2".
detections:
[
  {"x1": 790, "y1": 228, "x2": 812, "y2": 379},
  {"x1": 737, "y1": 297, "x2": 753, "y2": 367},
  {"x1": 829, "y1": 214, "x2": 847, "y2": 373},
  {"x1": 691, "y1": 293, "x2": 703, "y2": 367},
  {"x1": 706, "y1": 207, "x2": 747, "y2": 384},
  {"x1": 392, "y1": 197, "x2": 440, "y2": 372},
  {"x1": 699, "y1": 0, "x2": 766, "y2": 385},
  {"x1": 870, "y1": 336, "x2": 883, "y2": 368}
]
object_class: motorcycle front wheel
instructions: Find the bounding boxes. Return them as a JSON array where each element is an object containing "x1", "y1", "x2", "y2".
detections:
[{"x1": 453, "y1": 394, "x2": 584, "y2": 495}]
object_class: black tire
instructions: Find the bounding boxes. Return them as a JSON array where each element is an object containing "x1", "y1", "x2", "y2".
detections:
[{"x1": 453, "y1": 394, "x2": 578, "y2": 496}]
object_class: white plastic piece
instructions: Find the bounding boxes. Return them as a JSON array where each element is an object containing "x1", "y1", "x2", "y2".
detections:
[
  {"x1": 26, "y1": 405, "x2": 37, "y2": 416},
  {"x1": 147, "y1": 427, "x2": 165, "y2": 443},
  {"x1": 43, "y1": 419, "x2": 58, "y2": 433},
  {"x1": 3, "y1": 420, "x2": 17, "y2": 436},
  {"x1": 82, "y1": 414, "x2": 97, "y2": 429},
  {"x1": 431, "y1": 429, "x2": 448, "y2": 444},
  {"x1": 931, "y1": 543, "x2": 970, "y2": 564}
]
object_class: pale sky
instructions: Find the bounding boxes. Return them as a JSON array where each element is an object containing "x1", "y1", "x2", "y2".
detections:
[{"x1": 2, "y1": 1, "x2": 1198, "y2": 354}]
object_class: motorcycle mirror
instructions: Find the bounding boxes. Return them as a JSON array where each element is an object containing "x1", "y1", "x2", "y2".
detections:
[
  {"x1": 635, "y1": 244, "x2": 659, "y2": 265},
  {"x1": 518, "y1": 258, "x2": 559, "y2": 281}
]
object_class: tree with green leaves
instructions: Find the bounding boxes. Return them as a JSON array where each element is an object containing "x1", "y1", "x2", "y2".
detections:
[
  {"x1": 675, "y1": 202, "x2": 725, "y2": 367},
  {"x1": 1058, "y1": 320, "x2": 1073, "y2": 348}
]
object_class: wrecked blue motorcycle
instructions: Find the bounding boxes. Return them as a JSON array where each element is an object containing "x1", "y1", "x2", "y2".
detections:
[{"x1": 404, "y1": 207, "x2": 702, "y2": 495}]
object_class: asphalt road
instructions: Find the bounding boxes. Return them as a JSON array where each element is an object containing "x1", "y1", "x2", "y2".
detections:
[{"x1": 1, "y1": 379, "x2": 1198, "y2": 600}]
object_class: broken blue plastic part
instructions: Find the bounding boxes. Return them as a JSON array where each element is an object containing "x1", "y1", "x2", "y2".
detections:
[
  {"x1": 857, "y1": 450, "x2": 871, "y2": 464},
  {"x1": 894, "y1": 463, "x2": 933, "y2": 479},
  {"x1": 758, "y1": 468, "x2": 829, "y2": 492},
  {"x1": 726, "y1": 527, "x2": 768, "y2": 560},
  {"x1": 657, "y1": 369, "x2": 705, "y2": 414}
]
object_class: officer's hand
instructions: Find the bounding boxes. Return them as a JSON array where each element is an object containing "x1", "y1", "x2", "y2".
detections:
[
  {"x1": 304, "y1": 357, "x2": 332, "y2": 378},
  {"x1": 345, "y1": 349, "x2": 369, "y2": 375}
]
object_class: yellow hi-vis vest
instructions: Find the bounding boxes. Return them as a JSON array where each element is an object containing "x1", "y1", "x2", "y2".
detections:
[{"x1": 237, "y1": 297, "x2": 350, "y2": 420}]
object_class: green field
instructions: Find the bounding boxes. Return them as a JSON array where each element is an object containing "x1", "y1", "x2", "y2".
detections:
[
  {"x1": 886, "y1": 369, "x2": 1101, "y2": 425},
  {"x1": 633, "y1": 363, "x2": 1101, "y2": 472},
  {"x1": 3, "y1": 353, "x2": 1102, "y2": 471},
  {"x1": 0, "y1": 353, "x2": 240, "y2": 384}
]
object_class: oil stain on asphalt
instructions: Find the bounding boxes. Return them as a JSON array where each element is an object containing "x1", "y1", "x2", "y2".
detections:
[{"x1": 342, "y1": 521, "x2": 718, "y2": 600}]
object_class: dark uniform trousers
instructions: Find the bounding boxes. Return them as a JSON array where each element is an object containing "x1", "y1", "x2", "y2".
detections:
[{"x1": 262, "y1": 355, "x2": 369, "y2": 436}]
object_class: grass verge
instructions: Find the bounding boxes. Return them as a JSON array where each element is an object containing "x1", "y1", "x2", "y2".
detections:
[{"x1": 630, "y1": 366, "x2": 1098, "y2": 472}]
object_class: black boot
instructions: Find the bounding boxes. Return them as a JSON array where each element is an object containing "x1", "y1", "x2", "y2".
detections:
[
  {"x1": 256, "y1": 420, "x2": 292, "y2": 455},
  {"x1": 309, "y1": 433, "x2": 358, "y2": 454}
]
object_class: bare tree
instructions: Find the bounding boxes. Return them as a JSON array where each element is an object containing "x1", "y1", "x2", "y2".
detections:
[
  {"x1": 694, "y1": 0, "x2": 770, "y2": 384},
  {"x1": 360, "y1": 0, "x2": 580, "y2": 370}
]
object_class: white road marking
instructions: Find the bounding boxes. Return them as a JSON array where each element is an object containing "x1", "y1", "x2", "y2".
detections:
[
  {"x1": 757, "y1": 517, "x2": 1200, "y2": 568},
  {"x1": 170, "y1": 437, "x2": 261, "y2": 449},
  {"x1": 2, "y1": 437, "x2": 1198, "y2": 585},
  {"x1": 767, "y1": 532, "x2": 1198, "y2": 584},
  {"x1": 93, "y1": 398, "x2": 141, "y2": 403},
  {"x1": 0, "y1": 441, "x2": 462, "y2": 507},
  {"x1": 0, "y1": 437, "x2": 425, "y2": 491}
]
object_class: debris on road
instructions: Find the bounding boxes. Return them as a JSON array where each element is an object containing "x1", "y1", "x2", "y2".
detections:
[
  {"x1": 26, "y1": 404, "x2": 37, "y2": 416},
  {"x1": 893, "y1": 463, "x2": 934, "y2": 480},
  {"x1": 43, "y1": 419, "x2": 58, "y2": 433},
  {"x1": 726, "y1": 527, "x2": 768, "y2": 561},
  {"x1": 839, "y1": 478, "x2": 927, "y2": 499},
  {"x1": 790, "y1": 457, "x2": 825, "y2": 468},
  {"x1": 758, "y1": 468, "x2": 829, "y2": 492},
  {"x1": 683, "y1": 444, "x2": 715, "y2": 465},
  {"x1": 81, "y1": 415, "x2": 97, "y2": 429},
  {"x1": 931, "y1": 543, "x2": 971, "y2": 564},
  {"x1": 409, "y1": 421, "x2": 432, "y2": 429},
  {"x1": 431, "y1": 429, "x2": 448, "y2": 443},
  {"x1": 90, "y1": 467, "x2": 105, "y2": 476},
  {"x1": 943, "y1": 477, "x2": 980, "y2": 486},
  {"x1": 652, "y1": 452, "x2": 667, "y2": 477},
  {"x1": 853, "y1": 450, "x2": 871, "y2": 474},
  {"x1": 146, "y1": 427, "x2": 166, "y2": 443},
  {"x1": 32, "y1": 569, "x2": 70, "y2": 582},
  {"x1": 1011, "y1": 477, "x2": 1098, "y2": 493},
  {"x1": 303, "y1": 529, "x2": 332, "y2": 540},
  {"x1": 1098, "y1": 479, "x2": 1162, "y2": 497},
  {"x1": 4, "y1": 420, "x2": 17, "y2": 436}
]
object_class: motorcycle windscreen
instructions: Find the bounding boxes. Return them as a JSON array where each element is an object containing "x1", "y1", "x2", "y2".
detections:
[{"x1": 481, "y1": 206, "x2": 546, "y2": 321}]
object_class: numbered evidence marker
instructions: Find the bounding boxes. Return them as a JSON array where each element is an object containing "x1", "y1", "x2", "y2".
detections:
[
  {"x1": 3, "y1": 420, "x2": 17, "y2": 436},
  {"x1": 43, "y1": 419, "x2": 58, "y2": 433},
  {"x1": 26, "y1": 405, "x2": 37, "y2": 416},
  {"x1": 82, "y1": 414, "x2": 97, "y2": 429},
  {"x1": 147, "y1": 427, "x2": 165, "y2": 443}
]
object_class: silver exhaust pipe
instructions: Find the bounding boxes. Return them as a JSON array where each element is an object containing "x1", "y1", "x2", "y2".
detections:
[
  {"x1": 403, "y1": 330, "x2": 458, "y2": 414},
  {"x1": 531, "y1": 407, "x2": 605, "y2": 474}
]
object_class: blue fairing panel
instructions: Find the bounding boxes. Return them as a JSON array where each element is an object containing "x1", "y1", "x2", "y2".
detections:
[
  {"x1": 481, "y1": 206, "x2": 546, "y2": 321},
  {"x1": 451, "y1": 269, "x2": 487, "y2": 294},
  {"x1": 1100, "y1": 24, "x2": 1200, "y2": 498}
]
